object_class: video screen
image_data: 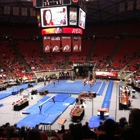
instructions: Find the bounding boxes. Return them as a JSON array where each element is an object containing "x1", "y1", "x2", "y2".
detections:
[
  {"x1": 78, "y1": 8, "x2": 86, "y2": 29},
  {"x1": 69, "y1": 7, "x2": 77, "y2": 26},
  {"x1": 40, "y1": 6, "x2": 68, "y2": 28}
]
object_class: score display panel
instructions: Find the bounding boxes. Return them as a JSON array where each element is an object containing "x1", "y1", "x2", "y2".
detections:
[
  {"x1": 39, "y1": 6, "x2": 86, "y2": 29},
  {"x1": 40, "y1": 6, "x2": 68, "y2": 28}
]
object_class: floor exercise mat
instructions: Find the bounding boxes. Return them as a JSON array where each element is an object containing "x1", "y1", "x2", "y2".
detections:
[{"x1": 37, "y1": 80, "x2": 105, "y2": 95}]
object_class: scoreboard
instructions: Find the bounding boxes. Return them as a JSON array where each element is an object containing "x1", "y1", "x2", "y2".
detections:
[
  {"x1": 33, "y1": 0, "x2": 86, "y2": 52},
  {"x1": 34, "y1": 0, "x2": 86, "y2": 30}
]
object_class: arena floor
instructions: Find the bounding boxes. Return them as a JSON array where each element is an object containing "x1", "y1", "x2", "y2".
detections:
[{"x1": 0, "y1": 79, "x2": 140, "y2": 130}]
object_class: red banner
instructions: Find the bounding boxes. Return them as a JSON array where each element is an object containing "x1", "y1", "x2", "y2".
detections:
[
  {"x1": 61, "y1": 36, "x2": 71, "y2": 52},
  {"x1": 72, "y1": 36, "x2": 79, "y2": 52},
  {"x1": 95, "y1": 71, "x2": 118, "y2": 78},
  {"x1": 43, "y1": 36, "x2": 51, "y2": 52},
  {"x1": 78, "y1": 36, "x2": 82, "y2": 52},
  {"x1": 51, "y1": 36, "x2": 60, "y2": 52}
]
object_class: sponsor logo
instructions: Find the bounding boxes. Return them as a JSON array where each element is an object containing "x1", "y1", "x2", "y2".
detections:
[
  {"x1": 73, "y1": 45, "x2": 78, "y2": 50},
  {"x1": 72, "y1": 29, "x2": 82, "y2": 34},
  {"x1": 44, "y1": 36, "x2": 50, "y2": 39},
  {"x1": 63, "y1": 45, "x2": 70, "y2": 50},
  {"x1": 45, "y1": 46, "x2": 50, "y2": 51},
  {"x1": 53, "y1": 46, "x2": 59, "y2": 51},
  {"x1": 70, "y1": 20, "x2": 76, "y2": 23}
]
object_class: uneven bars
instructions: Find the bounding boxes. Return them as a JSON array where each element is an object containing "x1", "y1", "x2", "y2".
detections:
[{"x1": 39, "y1": 95, "x2": 56, "y2": 114}]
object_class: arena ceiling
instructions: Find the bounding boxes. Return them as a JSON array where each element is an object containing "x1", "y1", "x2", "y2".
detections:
[{"x1": 0, "y1": 0, "x2": 140, "y2": 27}]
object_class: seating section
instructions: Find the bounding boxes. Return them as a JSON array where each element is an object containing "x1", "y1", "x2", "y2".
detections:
[
  {"x1": 0, "y1": 23, "x2": 140, "y2": 79},
  {"x1": 0, "y1": 41, "x2": 26, "y2": 78},
  {"x1": 109, "y1": 38, "x2": 140, "y2": 71},
  {"x1": 46, "y1": 53, "x2": 65, "y2": 70},
  {"x1": 90, "y1": 38, "x2": 119, "y2": 69}
]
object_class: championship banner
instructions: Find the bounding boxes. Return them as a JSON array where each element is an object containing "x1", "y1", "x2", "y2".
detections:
[
  {"x1": 43, "y1": 36, "x2": 51, "y2": 52},
  {"x1": 72, "y1": 36, "x2": 79, "y2": 52},
  {"x1": 51, "y1": 36, "x2": 60, "y2": 52},
  {"x1": 61, "y1": 36, "x2": 71, "y2": 52},
  {"x1": 78, "y1": 36, "x2": 82, "y2": 52}
]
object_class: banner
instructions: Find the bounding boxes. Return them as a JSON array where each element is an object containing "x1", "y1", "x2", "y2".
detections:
[
  {"x1": 21, "y1": 8, "x2": 27, "y2": 16},
  {"x1": 13, "y1": 7, "x2": 19, "y2": 16},
  {"x1": 43, "y1": 36, "x2": 51, "y2": 52},
  {"x1": 61, "y1": 36, "x2": 71, "y2": 52},
  {"x1": 41, "y1": 27, "x2": 83, "y2": 35},
  {"x1": 72, "y1": 36, "x2": 79, "y2": 52},
  {"x1": 95, "y1": 71, "x2": 118, "y2": 78},
  {"x1": 4, "y1": 6, "x2": 10, "y2": 15},
  {"x1": 51, "y1": 36, "x2": 60, "y2": 52},
  {"x1": 78, "y1": 36, "x2": 82, "y2": 52}
]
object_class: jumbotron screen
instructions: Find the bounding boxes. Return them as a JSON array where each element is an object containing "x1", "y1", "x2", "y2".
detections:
[
  {"x1": 40, "y1": 6, "x2": 68, "y2": 28},
  {"x1": 69, "y1": 7, "x2": 77, "y2": 26},
  {"x1": 78, "y1": 8, "x2": 86, "y2": 29}
]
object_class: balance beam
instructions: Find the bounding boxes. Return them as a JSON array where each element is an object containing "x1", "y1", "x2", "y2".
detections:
[{"x1": 39, "y1": 95, "x2": 56, "y2": 114}]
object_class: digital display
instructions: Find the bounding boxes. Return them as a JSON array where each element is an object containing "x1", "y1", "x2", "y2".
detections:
[
  {"x1": 78, "y1": 8, "x2": 86, "y2": 29},
  {"x1": 95, "y1": 71, "x2": 118, "y2": 78},
  {"x1": 69, "y1": 7, "x2": 77, "y2": 25},
  {"x1": 41, "y1": 27, "x2": 83, "y2": 35},
  {"x1": 44, "y1": 0, "x2": 63, "y2": 6},
  {"x1": 40, "y1": 6, "x2": 68, "y2": 28}
]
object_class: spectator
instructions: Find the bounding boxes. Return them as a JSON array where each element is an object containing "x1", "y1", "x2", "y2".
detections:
[
  {"x1": 58, "y1": 125, "x2": 65, "y2": 133},
  {"x1": 121, "y1": 108, "x2": 140, "y2": 140},
  {"x1": 27, "y1": 129, "x2": 42, "y2": 140},
  {"x1": 98, "y1": 119, "x2": 121, "y2": 140}
]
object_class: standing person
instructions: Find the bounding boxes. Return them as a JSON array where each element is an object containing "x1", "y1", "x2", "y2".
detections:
[
  {"x1": 90, "y1": 81, "x2": 93, "y2": 88},
  {"x1": 57, "y1": 77, "x2": 59, "y2": 84},
  {"x1": 43, "y1": 9, "x2": 54, "y2": 26},
  {"x1": 44, "y1": 76, "x2": 46, "y2": 86},
  {"x1": 83, "y1": 78, "x2": 87, "y2": 87},
  {"x1": 53, "y1": 79, "x2": 56, "y2": 87},
  {"x1": 48, "y1": 77, "x2": 50, "y2": 85},
  {"x1": 121, "y1": 108, "x2": 140, "y2": 140}
]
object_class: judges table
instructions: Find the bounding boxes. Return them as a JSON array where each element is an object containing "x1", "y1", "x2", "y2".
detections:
[
  {"x1": 72, "y1": 108, "x2": 84, "y2": 122},
  {"x1": 13, "y1": 100, "x2": 29, "y2": 111}
]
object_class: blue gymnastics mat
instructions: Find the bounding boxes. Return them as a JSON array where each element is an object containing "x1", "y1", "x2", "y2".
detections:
[
  {"x1": 50, "y1": 94, "x2": 71, "y2": 102},
  {"x1": 17, "y1": 114, "x2": 47, "y2": 128},
  {"x1": 40, "y1": 114, "x2": 60, "y2": 125},
  {"x1": 22, "y1": 102, "x2": 54, "y2": 114},
  {"x1": 0, "y1": 92, "x2": 11, "y2": 100},
  {"x1": 19, "y1": 102, "x2": 70, "y2": 127},
  {"x1": 43, "y1": 102, "x2": 70, "y2": 115},
  {"x1": 37, "y1": 80, "x2": 106, "y2": 95},
  {"x1": 63, "y1": 97, "x2": 76, "y2": 105},
  {"x1": 88, "y1": 115, "x2": 114, "y2": 129}
]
